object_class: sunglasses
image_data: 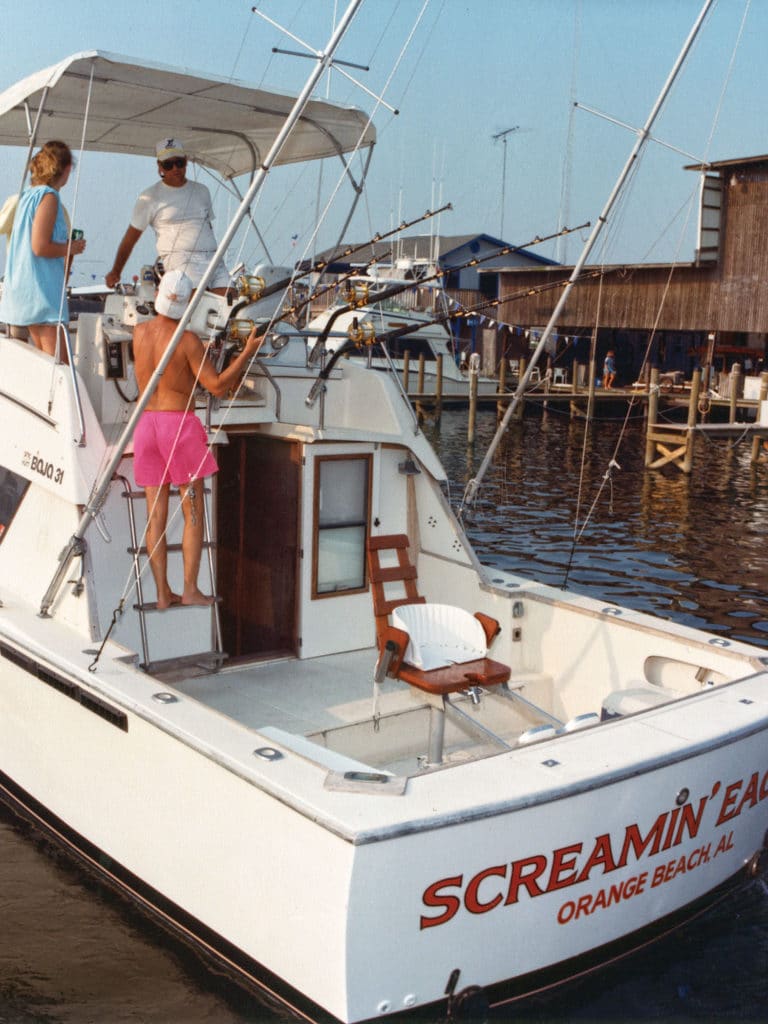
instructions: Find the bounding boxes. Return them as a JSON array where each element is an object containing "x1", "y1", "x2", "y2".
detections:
[{"x1": 160, "y1": 157, "x2": 186, "y2": 170}]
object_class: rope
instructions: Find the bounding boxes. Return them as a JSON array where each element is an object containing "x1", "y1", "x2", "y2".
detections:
[
  {"x1": 563, "y1": 264, "x2": 607, "y2": 585},
  {"x1": 557, "y1": 0, "x2": 750, "y2": 579},
  {"x1": 88, "y1": 600, "x2": 125, "y2": 672}
]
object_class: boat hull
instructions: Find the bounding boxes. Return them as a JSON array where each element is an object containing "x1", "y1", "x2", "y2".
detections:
[
  {"x1": 0, "y1": 761, "x2": 762, "y2": 1022},
  {"x1": 2, "y1": 636, "x2": 767, "y2": 1022}
]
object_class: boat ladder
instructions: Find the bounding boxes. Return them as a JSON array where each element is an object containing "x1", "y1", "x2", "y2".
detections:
[{"x1": 121, "y1": 480, "x2": 225, "y2": 675}]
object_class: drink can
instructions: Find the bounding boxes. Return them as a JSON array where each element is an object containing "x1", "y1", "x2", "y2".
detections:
[{"x1": 71, "y1": 229, "x2": 84, "y2": 241}]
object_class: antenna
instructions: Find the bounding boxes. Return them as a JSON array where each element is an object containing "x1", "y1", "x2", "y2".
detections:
[{"x1": 492, "y1": 126, "x2": 520, "y2": 238}]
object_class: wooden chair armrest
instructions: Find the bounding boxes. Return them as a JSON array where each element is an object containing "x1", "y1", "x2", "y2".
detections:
[{"x1": 474, "y1": 612, "x2": 501, "y2": 647}]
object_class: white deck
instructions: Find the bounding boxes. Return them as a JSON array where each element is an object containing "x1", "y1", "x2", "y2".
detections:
[{"x1": 171, "y1": 648, "x2": 407, "y2": 733}]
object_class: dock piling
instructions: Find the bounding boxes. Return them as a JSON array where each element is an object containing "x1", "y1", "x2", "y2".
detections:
[
  {"x1": 435, "y1": 353, "x2": 443, "y2": 423},
  {"x1": 497, "y1": 356, "x2": 507, "y2": 423},
  {"x1": 467, "y1": 355, "x2": 479, "y2": 443},
  {"x1": 514, "y1": 357, "x2": 526, "y2": 423},
  {"x1": 682, "y1": 368, "x2": 702, "y2": 474},
  {"x1": 644, "y1": 367, "x2": 660, "y2": 467},
  {"x1": 729, "y1": 363, "x2": 742, "y2": 424}
]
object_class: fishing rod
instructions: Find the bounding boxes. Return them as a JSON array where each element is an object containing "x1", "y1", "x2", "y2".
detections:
[
  {"x1": 308, "y1": 202, "x2": 452, "y2": 276},
  {"x1": 232, "y1": 203, "x2": 453, "y2": 311},
  {"x1": 306, "y1": 221, "x2": 592, "y2": 361},
  {"x1": 304, "y1": 264, "x2": 615, "y2": 404},
  {"x1": 380, "y1": 265, "x2": 618, "y2": 344},
  {"x1": 226, "y1": 248, "x2": 393, "y2": 330},
  {"x1": 283, "y1": 249, "x2": 393, "y2": 323}
]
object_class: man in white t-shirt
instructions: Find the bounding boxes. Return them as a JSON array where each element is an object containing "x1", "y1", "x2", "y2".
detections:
[{"x1": 105, "y1": 138, "x2": 229, "y2": 294}]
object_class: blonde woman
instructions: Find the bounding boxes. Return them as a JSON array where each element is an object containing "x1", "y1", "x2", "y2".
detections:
[{"x1": 0, "y1": 141, "x2": 86, "y2": 359}]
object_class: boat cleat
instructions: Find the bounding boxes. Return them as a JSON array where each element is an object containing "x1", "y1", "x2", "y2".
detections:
[{"x1": 463, "y1": 685, "x2": 483, "y2": 707}]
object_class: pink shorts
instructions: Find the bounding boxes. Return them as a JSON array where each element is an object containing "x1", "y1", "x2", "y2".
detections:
[{"x1": 133, "y1": 410, "x2": 219, "y2": 487}]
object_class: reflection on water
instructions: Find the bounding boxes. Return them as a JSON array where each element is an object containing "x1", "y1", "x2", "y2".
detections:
[
  {"x1": 2, "y1": 409, "x2": 768, "y2": 1023},
  {"x1": 425, "y1": 409, "x2": 768, "y2": 646}
]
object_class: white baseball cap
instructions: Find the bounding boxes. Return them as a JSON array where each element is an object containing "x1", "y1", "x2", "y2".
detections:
[
  {"x1": 156, "y1": 138, "x2": 186, "y2": 161},
  {"x1": 155, "y1": 269, "x2": 193, "y2": 319}
]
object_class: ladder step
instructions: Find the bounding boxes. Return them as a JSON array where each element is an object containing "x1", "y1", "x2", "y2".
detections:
[
  {"x1": 128, "y1": 541, "x2": 215, "y2": 555},
  {"x1": 134, "y1": 596, "x2": 222, "y2": 613},
  {"x1": 143, "y1": 651, "x2": 227, "y2": 675}
]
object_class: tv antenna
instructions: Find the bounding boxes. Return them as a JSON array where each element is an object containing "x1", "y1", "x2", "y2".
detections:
[{"x1": 492, "y1": 125, "x2": 520, "y2": 238}]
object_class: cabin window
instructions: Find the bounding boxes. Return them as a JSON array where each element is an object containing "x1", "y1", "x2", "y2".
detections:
[
  {"x1": 373, "y1": 337, "x2": 436, "y2": 362},
  {"x1": 313, "y1": 454, "x2": 371, "y2": 597},
  {"x1": 0, "y1": 466, "x2": 29, "y2": 544}
]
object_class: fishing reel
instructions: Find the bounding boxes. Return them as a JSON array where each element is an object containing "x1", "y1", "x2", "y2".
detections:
[
  {"x1": 343, "y1": 281, "x2": 369, "y2": 305},
  {"x1": 227, "y1": 318, "x2": 256, "y2": 351},
  {"x1": 347, "y1": 318, "x2": 375, "y2": 346},
  {"x1": 207, "y1": 317, "x2": 255, "y2": 375},
  {"x1": 237, "y1": 274, "x2": 266, "y2": 301}
]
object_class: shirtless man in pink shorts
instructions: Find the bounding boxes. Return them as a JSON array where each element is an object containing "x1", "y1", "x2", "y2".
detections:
[{"x1": 133, "y1": 268, "x2": 263, "y2": 608}]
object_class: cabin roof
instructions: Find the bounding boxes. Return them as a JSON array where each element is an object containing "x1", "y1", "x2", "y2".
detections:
[
  {"x1": 683, "y1": 154, "x2": 768, "y2": 172},
  {"x1": 0, "y1": 50, "x2": 376, "y2": 180}
]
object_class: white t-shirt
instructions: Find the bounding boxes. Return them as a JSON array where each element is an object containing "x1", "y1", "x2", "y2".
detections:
[{"x1": 130, "y1": 179, "x2": 228, "y2": 287}]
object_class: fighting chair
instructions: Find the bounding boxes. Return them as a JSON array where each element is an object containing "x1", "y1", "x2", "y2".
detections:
[{"x1": 367, "y1": 534, "x2": 512, "y2": 764}]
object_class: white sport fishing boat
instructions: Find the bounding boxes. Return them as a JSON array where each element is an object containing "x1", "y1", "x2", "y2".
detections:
[{"x1": 1, "y1": 5, "x2": 767, "y2": 1023}]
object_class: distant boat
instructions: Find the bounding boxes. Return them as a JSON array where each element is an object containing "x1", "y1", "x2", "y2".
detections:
[
  {"x1": 1, "y1": 6, "x2": 767, "y2": 1024},
  {"x1": 307, "y1": 267, "x2": 502, "y2": 396}
]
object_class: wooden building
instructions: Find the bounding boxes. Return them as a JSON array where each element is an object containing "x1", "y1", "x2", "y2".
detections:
[{"x1": 488, "y1": 154, "x2": 768, "y2": 382}]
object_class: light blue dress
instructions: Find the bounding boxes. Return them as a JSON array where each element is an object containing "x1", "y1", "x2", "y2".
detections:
[{"x1": 0, "y1": 185, "x2": 68, "y2": 326}]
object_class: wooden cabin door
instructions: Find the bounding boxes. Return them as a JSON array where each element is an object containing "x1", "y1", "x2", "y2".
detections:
[{"x1": 215, "y1": 435, "x2": 300, "y2": 660}]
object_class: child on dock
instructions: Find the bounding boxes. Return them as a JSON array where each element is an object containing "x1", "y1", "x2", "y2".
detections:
[{"x1": 603, "y1": 350, "x2": 616, "y2": 388}]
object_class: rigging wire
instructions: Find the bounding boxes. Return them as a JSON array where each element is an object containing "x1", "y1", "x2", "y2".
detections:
[
  {"x1": 556, "y1": 0, "x2": 581, "y2": 264},
  {"x1": 552, "y1": 1, "x2": 752, "y2": 584}
]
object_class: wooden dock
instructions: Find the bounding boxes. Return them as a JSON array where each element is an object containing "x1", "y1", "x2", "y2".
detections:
[{"x1": 402, "y1": 355, "x2": 768, "y2": 474}]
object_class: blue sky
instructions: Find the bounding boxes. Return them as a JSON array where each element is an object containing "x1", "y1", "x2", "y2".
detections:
[{"x1": 1, "y1": 0, "x2": 765, "y2": 287}]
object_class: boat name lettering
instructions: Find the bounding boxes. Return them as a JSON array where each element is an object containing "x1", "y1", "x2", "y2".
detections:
[
  {"x1": 420, "y1": 770, "x2": 768, "y2": 930},
  {"x1": 555, "y1": 834, "x2": 732, "y2": 925},
  {"x1": 715, "y1": 770, "x2": 768, "y2": 825},
  {"x1": 21, "y1": 451, "x2": 64, "y2": 485}
]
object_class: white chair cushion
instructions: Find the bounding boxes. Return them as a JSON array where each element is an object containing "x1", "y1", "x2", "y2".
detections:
[{"x1": 392, "y1": 603, "x2": 487, "y2": 671}]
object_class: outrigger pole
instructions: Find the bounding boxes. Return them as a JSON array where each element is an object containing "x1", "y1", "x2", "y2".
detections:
[
  {"x1": 459, "y1": 0, "x2": 715, "y2": 517},
  {"x1": 39, "y1": 0, "x2": 367, "y2": 618}
]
